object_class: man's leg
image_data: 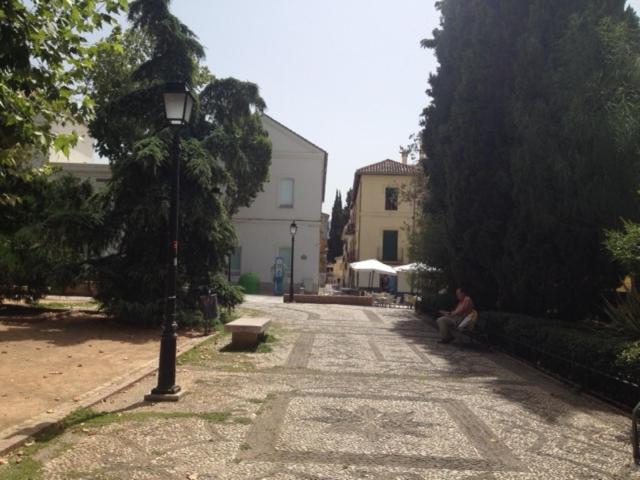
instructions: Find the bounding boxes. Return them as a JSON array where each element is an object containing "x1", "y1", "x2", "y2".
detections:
[{"x1": 437, "y1": 315, "x2": 457, "y2": 342}]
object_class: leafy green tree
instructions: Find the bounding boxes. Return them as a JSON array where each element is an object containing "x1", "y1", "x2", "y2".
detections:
[
  {"x1": 606, "y1": 220, "x2": 640, "y2": 280},
  {"x1": 0, "y1": 0, "x2": 124, "y2": 206},
  {"x1": 604, "y1": 219, "x2": 640, "y2": 338},
  {"x1": 0, "y1": 173, "x2": 100, "y2": 301},
  {"x1": 327, "y1": 191, "x2": 345, "y2": 262},
  {"x1": 0, "y1": 0, "x2": 124, "y2": 301},
  {"x1": 89, "y1": 0, "x2": 271, "y2": 325}
]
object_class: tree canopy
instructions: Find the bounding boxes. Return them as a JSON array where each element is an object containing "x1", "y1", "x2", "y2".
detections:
[
  {"x1": 89, "y1": 0, "x2": 271, "y2": 325},
  {"x1": 421, "y1": 0, "x2": 640, "y2": 319},
  {"x1": 0, "y1": 0, "x2": 124, "y2": 206},
  {"x1": 0, "y1": 0, "x2": 125, "y2": 302}
]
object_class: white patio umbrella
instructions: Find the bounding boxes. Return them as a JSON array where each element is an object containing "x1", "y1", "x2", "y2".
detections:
[
  {"x1": 350, "y1": 259, "x2": 397, "y2": 288},
  {"x1": 394, "y1": 262, "x2": 437, "y2": 273},
  {"x1": 394, "y1": 263, "x2": 437, "y2": 293}
]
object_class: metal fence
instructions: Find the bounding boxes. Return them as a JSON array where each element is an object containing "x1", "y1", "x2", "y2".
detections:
[{"x1": 487, "y1": 332, "x2": 640, "y2": 411}]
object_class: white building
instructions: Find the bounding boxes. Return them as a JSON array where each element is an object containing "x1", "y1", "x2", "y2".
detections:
[
  {"x1": 49, "y1": 123, "x2": 112, "y2": 189},
  {"x1": 50, "y1": 115, "x2": 328, "y2": 294},
  {"x1": 231, "y1": 115, "x2": 327, "y2": 294}
]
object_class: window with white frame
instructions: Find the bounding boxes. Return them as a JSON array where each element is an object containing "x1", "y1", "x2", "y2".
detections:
[{"x1": 278, "y1": 178, "x2": 294, "y2": 208}]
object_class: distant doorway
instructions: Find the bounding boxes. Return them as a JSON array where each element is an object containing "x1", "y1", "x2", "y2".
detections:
[{"x1": 382, "y1": 230, "x2": 398, "y2": 262}]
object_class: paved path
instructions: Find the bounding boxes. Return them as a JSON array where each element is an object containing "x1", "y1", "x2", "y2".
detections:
[{"x1": 21, "y1": 300, "x2": 638, "y2": 479}]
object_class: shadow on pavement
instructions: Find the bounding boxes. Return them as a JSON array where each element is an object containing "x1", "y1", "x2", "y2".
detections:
[
  {"x1": 385, "y1": 308, "x2": 621, "y2": 423},
  {"x1": 0, "y1": 306, "x2": 202, "y2": 347}
]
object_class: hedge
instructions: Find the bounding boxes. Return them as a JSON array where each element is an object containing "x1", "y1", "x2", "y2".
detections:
[{"x1": 480, "y1": 311, "x2": 640, "y2": 408}]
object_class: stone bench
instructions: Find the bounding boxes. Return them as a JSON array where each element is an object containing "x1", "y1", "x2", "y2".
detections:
[{"x1": 224, "y1": 317, "x2": 271, "y2": 349}]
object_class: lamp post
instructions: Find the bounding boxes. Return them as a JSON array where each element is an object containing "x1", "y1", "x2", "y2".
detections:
[
  {"x1": 634, "y1": 402, "x2": 640, "y2": 464},
  {"x1": 289, "y1": 220, "x2": 297, "y2": 302},
  {"x1": 145, "y1": 82, "x2": 195, "y2": 402}
]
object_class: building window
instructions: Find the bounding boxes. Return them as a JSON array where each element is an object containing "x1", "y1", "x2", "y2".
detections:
[
  {"x1": 279, "y1": 178, "x2": 294, "y2": 208},
  {"x1": 385, "y1": 187, "x2": 399, "y2": 211},
  {"x1": 382, "y1": 230, "x2": 398, "y2": 262},
  {"x1": 229, "y1": 247, "x2": 242, "y2": 272}
]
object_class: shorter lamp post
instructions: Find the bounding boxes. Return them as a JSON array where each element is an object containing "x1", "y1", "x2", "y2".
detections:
[
  {"x1": 145, "y1": 82, "x2": 195, "y2": 402},
  {"x1": 289, "y1": 220, "x2": 297, "y2": 302}
]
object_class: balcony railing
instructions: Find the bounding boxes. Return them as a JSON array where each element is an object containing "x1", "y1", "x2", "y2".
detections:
[{"x1": 376, "y1": 247, "x2": 404, "y2": 265}]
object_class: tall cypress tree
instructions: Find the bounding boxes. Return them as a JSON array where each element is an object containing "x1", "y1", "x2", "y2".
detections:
[
  {"x1": 89, "y1": 0, "x2": 271, "y2": 325},
  {"x1": 421, "y1": 0, "x2": 640, "y2": 318},
  {"x1": 421, "y1": 0, "x2": 529, "y2": 308},
  {"x1": 501, "y1": 0, "x2": 640, "y2": 318},
  {"x1": 327, "y1": 190, "x2": 345, "y2": 262},
  {"x1": 343, "y1": 188, "x2": 353, "y2": 221}
]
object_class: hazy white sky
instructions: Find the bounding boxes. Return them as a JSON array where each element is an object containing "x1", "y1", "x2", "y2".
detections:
[{"x1": 170, "y1": 0, "x2": 640, "y2": 213}]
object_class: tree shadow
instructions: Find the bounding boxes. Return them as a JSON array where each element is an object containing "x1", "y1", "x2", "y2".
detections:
[
  {"x1": 0, "y1": 305, "x2": 202, "y2": 347},
  {"x1": 385, "y1": 309, "x2": 625, "y2": 424},
  {"x1": 219, "y1": 334, "x2": 274, "y2": 353}
]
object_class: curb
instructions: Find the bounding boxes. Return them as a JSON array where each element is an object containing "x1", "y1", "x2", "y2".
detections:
[{"x1": 0, "y1": 333, "x2": 214, "y2": 455}]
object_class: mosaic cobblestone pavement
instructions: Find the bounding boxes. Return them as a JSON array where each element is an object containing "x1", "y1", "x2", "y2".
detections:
[{"x1": 36, "y1": 299, "x2": 638, "y2": 479}]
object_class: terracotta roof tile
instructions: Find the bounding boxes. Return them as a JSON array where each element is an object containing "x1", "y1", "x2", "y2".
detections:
[
  {"x1": 356, "y1": 159, "x2": 418, "y2": 176},
  {"x1": 350, "y1": 159, "x2": 419, "y2": 205}
]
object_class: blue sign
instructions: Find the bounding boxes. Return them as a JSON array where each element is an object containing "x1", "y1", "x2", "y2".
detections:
[{"x1": 273, "y1": 256, "x2": 285, "y2": 295}]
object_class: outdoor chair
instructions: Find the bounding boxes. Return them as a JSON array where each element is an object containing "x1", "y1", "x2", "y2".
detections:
[
  {"x1": 373, "y1": 293, "x2": 390, "y2": 307},
  {"x1": 404, "y1": 294, "x2": 417, "y2": 309}
]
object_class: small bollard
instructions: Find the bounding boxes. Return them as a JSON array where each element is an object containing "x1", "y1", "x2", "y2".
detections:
[
  {"x1": 198, "y1": 292, "x2": 218, "y2": 336},
  {"x1": 633, "y1": 402, "x2": 640, "y2": 465}
]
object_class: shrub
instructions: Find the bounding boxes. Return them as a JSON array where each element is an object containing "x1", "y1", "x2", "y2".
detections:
[
  {"x1": 0, "y1": 174, "x2": 99, "y2": 304},
  {"x1": 480, "y1": 311, "x2": 640, "y2": 407},
  {"x1": 238, "y1": 272, "x2": 260, "y2": 294},
  {"x1": 604, "y1": 286, "x2": 640, "y2": 340},
  {"x1": 176, "y1": 309, "x2": 204, "y2": 329},
  {"x1": 103, "y1": 299, "x2": 163, "y2": 327},
  {"x1": 209, "y1": 274, "x2": 244, "y2": 311}
]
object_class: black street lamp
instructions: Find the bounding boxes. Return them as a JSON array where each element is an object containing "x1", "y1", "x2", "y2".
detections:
[
  {"x1": 145, "y1": 82, "x2": 195, "y2": 402},
  {"x1": 289, "y1": 220, "x2": 297, "y2": 302}
]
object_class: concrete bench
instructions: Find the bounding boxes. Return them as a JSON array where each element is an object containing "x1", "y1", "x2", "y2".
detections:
[{"x1": 225, "y1": 317, "x2": 271, "y2": 349}]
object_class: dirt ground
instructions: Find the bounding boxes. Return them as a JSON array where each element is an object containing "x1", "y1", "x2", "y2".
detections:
[{"x1": 0, "y1": 302, "x2": 201, "y2": 433}]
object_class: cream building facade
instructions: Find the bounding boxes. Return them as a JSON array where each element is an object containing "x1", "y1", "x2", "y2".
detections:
[
  {"x1": 48, "y1": 123, "x2": 111, "y2": 190},
  {"x1": 231, "y1": 115, "x2": 327, "y2": 294},
  {"x1": 343, "y1": 158, "x2": 418, "y2": 289},
  {"x1": 50, "y1": 115, "x2": 328, "y2": 294}
]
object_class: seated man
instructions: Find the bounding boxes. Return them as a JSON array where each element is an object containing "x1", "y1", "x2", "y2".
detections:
[{"x1": 436, "y1": 287, "x2": 474, "y2": 344}]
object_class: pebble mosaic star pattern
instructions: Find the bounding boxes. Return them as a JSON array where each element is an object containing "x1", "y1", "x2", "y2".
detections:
[{"x1": 40, "y1": 300, "x2": 638, "y2": 479}]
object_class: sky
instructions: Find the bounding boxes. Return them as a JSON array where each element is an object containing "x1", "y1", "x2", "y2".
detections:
[{"x1": 169, "y1": 0, "x2": 640, "y2": 214}]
